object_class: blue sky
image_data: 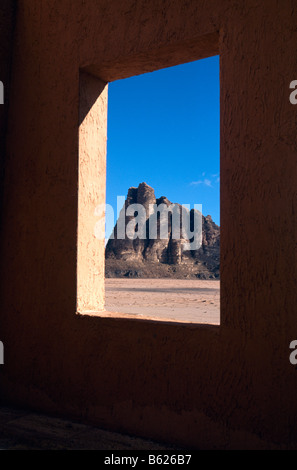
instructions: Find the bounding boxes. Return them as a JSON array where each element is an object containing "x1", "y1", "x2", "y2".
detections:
[{"x1": 105, "y1": 55, "x2": 220, "y2": 239}]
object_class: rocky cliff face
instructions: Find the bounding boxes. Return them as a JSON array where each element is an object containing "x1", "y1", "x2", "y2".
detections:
[{"x1": 105, "y1": 182, "x2": 220, "y2": 279}]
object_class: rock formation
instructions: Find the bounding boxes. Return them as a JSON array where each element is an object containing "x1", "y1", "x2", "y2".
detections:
[{"x1": 105, "y1": 182, "x2": 220, "y2": 279}]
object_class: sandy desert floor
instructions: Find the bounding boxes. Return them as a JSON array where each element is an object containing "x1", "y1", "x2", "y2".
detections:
[{"x1": 105, "y1": 278, "x2": 220, "y2": 324}]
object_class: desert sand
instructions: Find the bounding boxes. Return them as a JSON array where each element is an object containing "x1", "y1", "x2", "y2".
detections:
[{"x1": 105, "y1": 278, "x2": 220, "y2": 324}]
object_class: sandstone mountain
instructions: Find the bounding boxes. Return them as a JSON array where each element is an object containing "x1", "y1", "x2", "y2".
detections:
[{"x1": 105, "y1": 182, "x2": 220, "y2": 279}]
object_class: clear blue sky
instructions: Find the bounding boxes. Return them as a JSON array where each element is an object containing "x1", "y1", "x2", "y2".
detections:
[{"x1": 105, "y1": 55, "x2": 220, "y2": 239}]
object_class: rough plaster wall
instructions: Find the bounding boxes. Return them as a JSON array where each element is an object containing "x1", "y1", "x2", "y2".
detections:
[
  {"x1": 78, "y1": 72, "x2": 107, "y2": 312},
  {"x1": 0, "y1": 0, "x2": 296, "y2": 449}
]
